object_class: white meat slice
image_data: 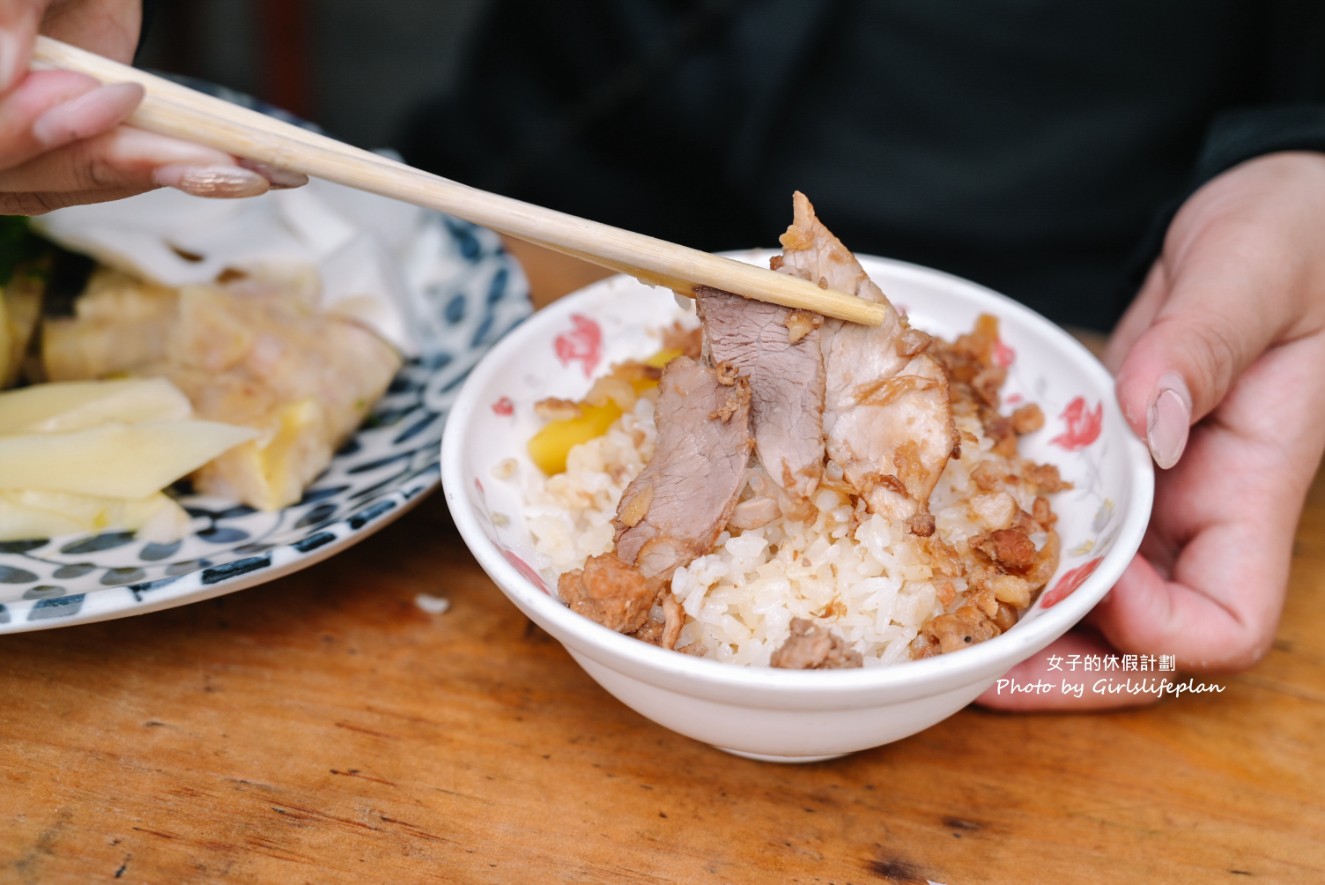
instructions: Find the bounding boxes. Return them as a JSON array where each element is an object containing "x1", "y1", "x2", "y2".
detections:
[{"x1": 776, "y1": 192, "x2": 957, "y2": 533}]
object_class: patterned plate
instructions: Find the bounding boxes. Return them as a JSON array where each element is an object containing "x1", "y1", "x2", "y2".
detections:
[{"x1": 0, "y1": 214, "x2": 529, "y2": 633}]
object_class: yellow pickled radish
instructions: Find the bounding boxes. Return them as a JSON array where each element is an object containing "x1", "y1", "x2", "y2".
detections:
[
  {"x1": 528, "y1": 348, "x2": 682, "y2": 475},
  {"x1": 528, "y1": 400, "x2": 623, "y2": 476}
]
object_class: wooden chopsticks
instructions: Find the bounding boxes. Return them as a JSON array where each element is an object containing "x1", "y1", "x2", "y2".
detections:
[{"x1": 30, "y1": 37, "x2": 886, "y2": 327}]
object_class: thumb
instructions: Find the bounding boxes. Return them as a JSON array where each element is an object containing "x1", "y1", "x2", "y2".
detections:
[{"x1": 1112, "y1": 250, "x2": 1282, "y2": 469}]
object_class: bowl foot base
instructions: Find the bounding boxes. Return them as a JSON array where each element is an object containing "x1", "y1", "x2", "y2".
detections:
[{"x1": 715, "y1": 746, "x2": 848, "y2": 764}]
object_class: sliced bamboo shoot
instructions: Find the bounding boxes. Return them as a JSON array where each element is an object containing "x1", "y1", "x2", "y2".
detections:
[
  {"x1": 0, "y1": 488, "x2": 190, "y2": 542},
  {"x1": 0, "y1": 377, "x2": 192, "y2": 434},
  {"x1": 0, "y1": 420, "x2": 258, "y2": 498}
]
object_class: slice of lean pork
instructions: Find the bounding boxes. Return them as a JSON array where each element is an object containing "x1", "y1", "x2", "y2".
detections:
[
  {"x1": 694, "y1": 285, "x2": 825, "y2": 503},
  {"x1": 613, "y1": 355, "x2": 754, "y2": 579},
  {"x1": 557, "y1": 356, "x2": 753, "y2": 637}
]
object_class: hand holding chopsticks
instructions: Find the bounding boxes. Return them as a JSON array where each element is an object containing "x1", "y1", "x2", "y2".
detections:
[{"x1": 29, "y1": 37, "x2": 884, "y2": 326}]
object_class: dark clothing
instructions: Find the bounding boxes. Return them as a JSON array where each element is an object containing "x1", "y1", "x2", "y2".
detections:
[{"x1": 398, "y1": 1, "x2": 1325, "y2": 330}]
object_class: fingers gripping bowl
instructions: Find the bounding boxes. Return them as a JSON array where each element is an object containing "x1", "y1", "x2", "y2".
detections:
[{"x1": 442, "y1": 252, "x2": 1153, "y2": 762}]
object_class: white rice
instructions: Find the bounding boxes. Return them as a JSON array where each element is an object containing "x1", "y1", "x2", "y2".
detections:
[{"x1": 521, "y1": 395, "x2": 1041, "y2": 668}]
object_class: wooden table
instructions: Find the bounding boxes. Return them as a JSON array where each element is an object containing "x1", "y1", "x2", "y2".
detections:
[{"x1": 3, "y1": 244, "x2": 1323, "y2": 884}]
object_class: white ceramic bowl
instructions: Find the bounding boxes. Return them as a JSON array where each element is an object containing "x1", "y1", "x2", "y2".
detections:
[{"x1": 442, "y1": 252, "x2": 1153, "y2": 762}]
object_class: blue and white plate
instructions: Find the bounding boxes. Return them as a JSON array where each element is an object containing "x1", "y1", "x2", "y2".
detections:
[{"x1": 0, "y1": 215, "x2": 529, "y2": 633}]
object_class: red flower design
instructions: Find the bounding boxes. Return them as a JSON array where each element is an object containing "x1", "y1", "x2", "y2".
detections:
[
  {"x1": 491, "y1": 396, "x2": 514, "y2": 416},
  {"x1": 553, "y1": 314, "x2": 603, "y2": 378},
  {"x1": 993, "y1": 338, "x2": 1016, "y2": 368},
  {"x1": 503, "y1": 548, "x2": 550, "y2": 594},
  {"x1": 1040, "y1": 556, "x2": 1103, "y2": 608},
  {"x1": 1050, "y1": 396, "x2": 1103, "y2": 450}
]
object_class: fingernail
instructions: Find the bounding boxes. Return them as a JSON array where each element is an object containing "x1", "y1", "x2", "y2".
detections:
[
  {"x1": 32, "y1": 82, "x2": 145, "y2": 148},
  {"x1": 152, "y1": 164, "x2": 271, "y2": 198},
  {"x1": 1147, "y1": 371, "x2": 1191, "y2": 469},
  {"x1": 238, "y1": 159, "x2": 309, "y2": 189}
]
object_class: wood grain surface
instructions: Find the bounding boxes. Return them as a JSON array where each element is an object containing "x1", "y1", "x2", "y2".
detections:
[{"x1": 2, "y1": 247, "x2": 1322, "y2": 884}]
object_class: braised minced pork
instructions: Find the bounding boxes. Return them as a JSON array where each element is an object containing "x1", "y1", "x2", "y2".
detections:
[{"x1": 770, "y1": 618, "x2": 863, "y2": 669}]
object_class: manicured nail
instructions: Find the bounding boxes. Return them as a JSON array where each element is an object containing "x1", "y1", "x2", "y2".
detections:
[
  {"x1": 32, "y1": 82, "x2": 144, "y2": 147},
  {"x1": 152, "y1": 164, "x2": 270, "y2": 198},
  {"x1": 1147, "y1": 371, "x2": 1191, "y2": 469},
  {"x1": 239, "y1": 159, "x2": 309, "y2": 189}
]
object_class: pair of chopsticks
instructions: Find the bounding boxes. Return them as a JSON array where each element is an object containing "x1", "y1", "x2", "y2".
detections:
[{"x1": 30, "y1": 37, "x2": 884, "y2": 327}]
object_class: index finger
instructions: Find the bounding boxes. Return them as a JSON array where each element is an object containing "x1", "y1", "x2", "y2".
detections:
[{"x1": 0, "y1": 0, "x2": 43, "y2": 93}]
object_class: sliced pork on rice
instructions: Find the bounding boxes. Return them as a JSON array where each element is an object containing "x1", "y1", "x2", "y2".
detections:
[
  {"x1": 777, "y1": 191, "x2": 959, "y2": 536},
  {"x1": 529, "y1": 193, "x2": 1065, "y2": 670},
  {"x1": 557, "y1": 356, "x2": 753, "y2": 647},
  {"x1": 612, "y1": 356, "x2": 753, "y2": 581},
  {"x1": 695, "y1": 286, "x2": 825, "y2": 504}
]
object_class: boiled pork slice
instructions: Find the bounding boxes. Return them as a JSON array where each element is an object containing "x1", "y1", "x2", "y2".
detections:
[
  {"x1": 613, "y1": 355, "x2": 753, "y2": 582},
  {"x1": 776, "y1": 192, "x2": 958, "y2": 534},
  {"x1": 694, "y1": 285, "x2": 825, "y2": 502}
]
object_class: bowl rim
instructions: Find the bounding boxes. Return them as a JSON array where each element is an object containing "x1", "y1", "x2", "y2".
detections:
[{"x1": 442, "y1": 252, "x2": 1154, "y2": 699}]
